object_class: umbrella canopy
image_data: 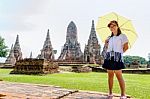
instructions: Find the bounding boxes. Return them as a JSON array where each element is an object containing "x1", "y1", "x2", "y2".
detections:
[{"x1": 96, "y1": 12, "x2": 138, "y2": 48}]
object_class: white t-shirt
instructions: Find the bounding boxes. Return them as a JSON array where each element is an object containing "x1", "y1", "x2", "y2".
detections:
[{"x1": 107, "y1": 34, "x2": 128, "y2": 54}]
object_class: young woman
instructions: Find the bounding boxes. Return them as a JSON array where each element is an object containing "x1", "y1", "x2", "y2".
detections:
[{"x1": 102, "y1": 20, "x2": 129, "y2": 99}]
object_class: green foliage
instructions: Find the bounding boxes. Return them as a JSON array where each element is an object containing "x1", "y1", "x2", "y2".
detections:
[
  {"x1": 0, "y1": 69, "x2": 150, "y2": 99},
  {"x1": 0, "y1": 36, "x2": 8, "y2": 57},
  {"x1": 123, "y1": 55, "x2": 147, "y2": 65}
]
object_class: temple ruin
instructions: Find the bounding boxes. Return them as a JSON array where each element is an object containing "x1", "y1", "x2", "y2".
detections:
[
  {"x1": 4, "y1": 35, "x2": 22, "y2": 67},
  {"x1": 58, "y1": 21, "x2": 83, "y2": 62},
  {"x1": 37, "y1": 29, "x2": 55, "y2": 61},
  {"x1": 84, "y1": 20, "x2": 101, "y2": 64},
  {"x1": 10, "y1": 59, "x2": 59, "y2": 74},
  {"x1": 5, "y1": 44, "x2": 16, "y2": 67}
]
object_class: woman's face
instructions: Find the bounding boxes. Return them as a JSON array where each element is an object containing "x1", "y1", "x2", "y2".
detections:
[{"x1": 109, "y1": 23, "x2": 118, "y2": 35}]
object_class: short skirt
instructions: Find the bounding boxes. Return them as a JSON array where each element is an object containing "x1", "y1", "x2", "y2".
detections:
[{"x1": 102, "y1": 57, "x2": 125, "y2": 70}]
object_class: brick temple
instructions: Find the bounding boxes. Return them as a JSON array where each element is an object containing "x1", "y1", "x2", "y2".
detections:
[
  {"x1": 58, "y1": 21, "x2": 83, "y2": 62},
  {"x1": 37, "y1": 29, "x2": 55, "y2": 61},
  {"x1": 5, "y1": 35, "x2": 22, "y2": 68},
  {"x1": 83, "y1": 20, "x2": 101, "y2": 64}
]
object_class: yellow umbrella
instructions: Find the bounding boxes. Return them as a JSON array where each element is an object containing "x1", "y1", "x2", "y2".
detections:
[{"x1": 96, "y1": 12, "x2": 138, "y2": 48}]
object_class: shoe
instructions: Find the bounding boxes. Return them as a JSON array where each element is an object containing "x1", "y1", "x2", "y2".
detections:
[
  {"x1": 107, "y1": 94, "x2": 113, "y2": 99},
  {"x1": 120, "y1": 96, "x2": 127, "y2": 99}
]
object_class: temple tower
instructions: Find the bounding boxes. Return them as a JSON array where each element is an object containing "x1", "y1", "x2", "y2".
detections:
[
  {"x1": 84, "y1": 20, "x2": 101, "y2": 63},
  {"x1": 58, "y1": 21, "x2": 83, "y2": 61}
]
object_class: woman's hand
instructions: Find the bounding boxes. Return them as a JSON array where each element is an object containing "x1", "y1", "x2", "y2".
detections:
[
  {"x1": 123, "y1": 42, "x2": 129, "y2": 52},
  {"x1": 104, "y1": 39, "x2": 109, "y2": 48}
]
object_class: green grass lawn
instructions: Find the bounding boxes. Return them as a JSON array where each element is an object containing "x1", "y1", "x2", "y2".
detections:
[{"x1": 0, "y1": 69, "x2": 150, "y2": 99}]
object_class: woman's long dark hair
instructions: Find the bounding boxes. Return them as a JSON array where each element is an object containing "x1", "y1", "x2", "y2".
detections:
[{"x1": 107, "y1": 20, "x2": 122, "y2": 37}]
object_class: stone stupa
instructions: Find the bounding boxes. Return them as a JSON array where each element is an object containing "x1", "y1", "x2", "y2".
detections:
[
  {"x1": 58, "y1": 21, "x2": 83, "y2": 62},
  {"x1": 83, "y1": 20, "x2": 101, "y2": 64}
]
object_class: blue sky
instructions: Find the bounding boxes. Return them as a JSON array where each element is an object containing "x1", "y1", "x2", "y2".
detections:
[{"x1": 0, "y1": 0, "x2": 150, "y2": 62}]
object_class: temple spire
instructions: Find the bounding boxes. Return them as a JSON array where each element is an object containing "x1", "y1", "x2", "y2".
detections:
[
  {"x1": 66, "y1": 21, "x2": 78, "y2": 44},
  {"x1": 89, "y1": 20, "x2": 96, "y2": 38},
  {"x1": 58, "y1": 21, "x2": 83, "y2": 61},
  {"x1": 43, "y1": 29, "x2": 52, "y2": 49},
  {"x1": 13, "y1": 35, "x2": 22, "y2": 61},
  {"x1": 37, "y1": 29, "x2": 55, "y2": 60},
  {"x1": 5, "y1": 44, "x2": 16, "y2": 66},
  {"x1": 84, "y1": 20, "x2": 101, "y2": 64},
  {"x1": 92, "y1": 20, "x2": 95, "y2": 28},
  {"x1": 30, "y1": 52, "x2": 32, "y2": 58}
]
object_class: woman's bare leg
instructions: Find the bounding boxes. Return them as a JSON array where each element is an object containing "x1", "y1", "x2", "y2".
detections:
[
  {"x1": 114, "y1": 70, "x2": 126, "y2": 96},
  {"x1": 107, "y1": 70, "x2": 114, "y2": 95}
]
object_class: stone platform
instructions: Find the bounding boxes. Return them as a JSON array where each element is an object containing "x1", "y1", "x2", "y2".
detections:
[{"x1": 0, "y1": 81, "x2": 132, "y2": 99}]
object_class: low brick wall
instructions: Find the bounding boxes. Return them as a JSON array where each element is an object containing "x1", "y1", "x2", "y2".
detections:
[
  {"x1": 122, "y1": 69, "x2": 150, "y2": 74},
  {"x1": 91, "y1": 67, "x2": 150, "y2": 74},
  {"x1": 10, "y1": 59, "x2": 59, "y2": 74},
  {"x1": 72, "y1": 66, "x2": 92, "y2": 73},
  {"x1": 0, "y1": 63, "x2": 5, "y2": 68}
]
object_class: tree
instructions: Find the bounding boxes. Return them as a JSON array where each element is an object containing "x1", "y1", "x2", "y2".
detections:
[
  {"x1": 0, "y1": 36, "x2": 8, "y2": 57},
  {"x1": 123, "y1": 55, "x2": 147, "y2": 65}
]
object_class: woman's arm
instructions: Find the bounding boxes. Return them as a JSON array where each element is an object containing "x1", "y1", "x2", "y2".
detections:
[
  {"x1": 123, "y1": 42, "x2": 129, "y2": 52},
  {"x1": 104, "y1": 39, "x2": 109, "y2": 48}
]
